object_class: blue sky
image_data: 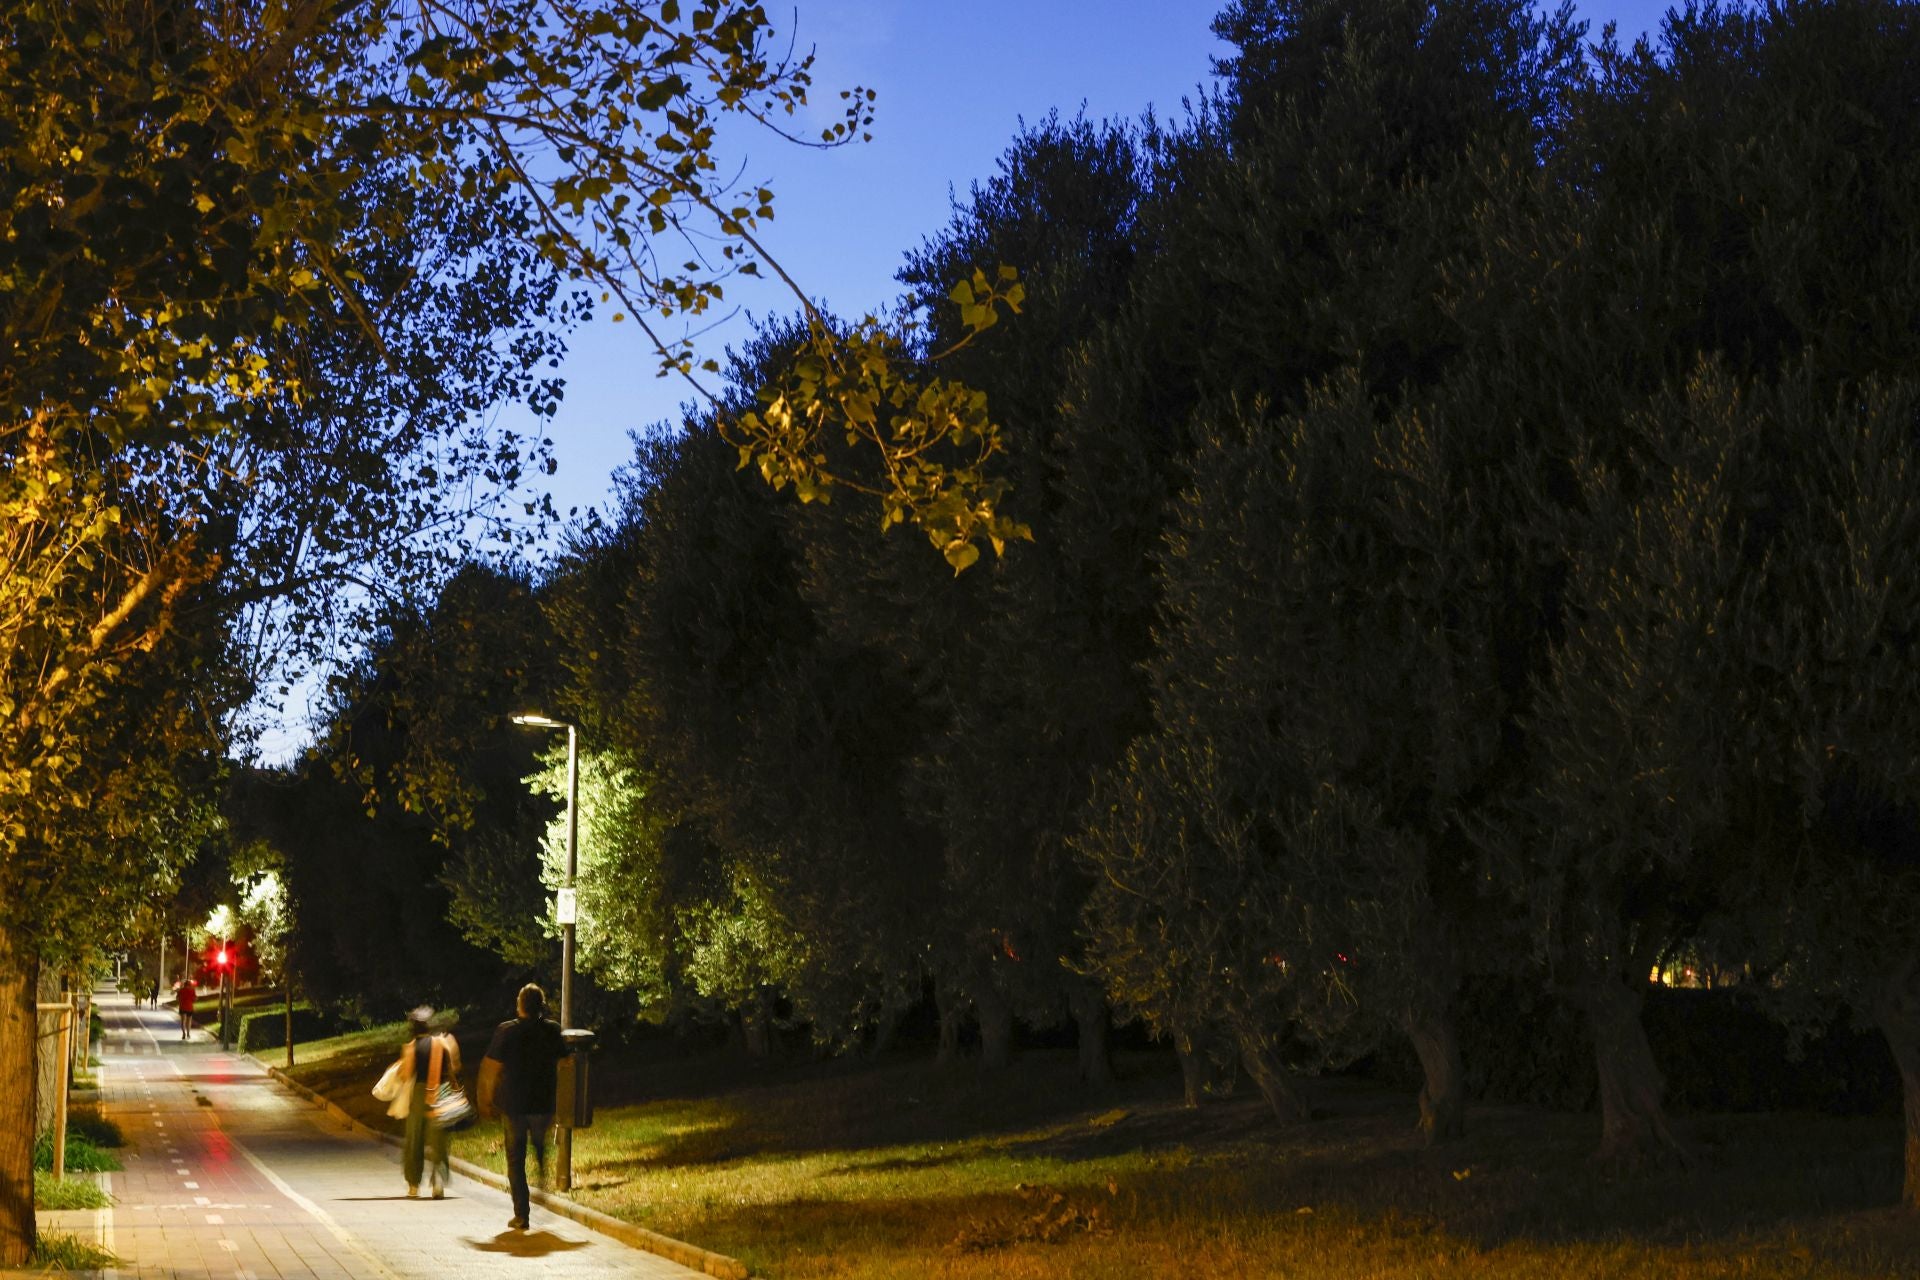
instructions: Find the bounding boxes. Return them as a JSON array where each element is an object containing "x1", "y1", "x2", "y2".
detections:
[{"x1": 526, "y1": 1, "x2": 1677, "y2": 524}]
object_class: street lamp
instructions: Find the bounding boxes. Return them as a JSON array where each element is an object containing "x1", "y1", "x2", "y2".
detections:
[{"x1": 510, "y1": 712, "x2": 580, "y2": 1189}]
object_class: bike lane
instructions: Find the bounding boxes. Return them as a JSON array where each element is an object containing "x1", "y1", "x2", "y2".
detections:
[{"x1": 93, "y1": 990, "x2": 702, "y2": 1280}]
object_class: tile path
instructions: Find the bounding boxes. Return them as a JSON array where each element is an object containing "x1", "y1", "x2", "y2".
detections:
[{"x1": 55, "y1": 986, "x2": 704, "y2": 1279}]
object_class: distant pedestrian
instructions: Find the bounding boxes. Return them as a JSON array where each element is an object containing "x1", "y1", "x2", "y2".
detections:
[
  {"x1": 477, "y1": 984, "x2": 568, "y2": 1231},
  {"x1": 387, "y1": 1007, "x2": 461, "y2": 1200},
  {"x1": 174, "y1": 980, "x2": 195, "y2": 1040},
  {"x1": 150, "y1": 979, "x2": 160, "y2": 1010}
]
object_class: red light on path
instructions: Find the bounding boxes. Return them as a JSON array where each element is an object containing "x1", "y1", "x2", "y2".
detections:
[{"x1": 216, "y1": 949, "x2": 228, "y2": 966}]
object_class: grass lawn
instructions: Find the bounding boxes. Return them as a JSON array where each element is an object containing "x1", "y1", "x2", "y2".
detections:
[
  {"x1": 34, "y1": 1173, "x2": 111, "y2": 1211},
  {"x1": 28, "y1": 1232, "x2": 117, "y2": 1271},
  {"x1": 270, "y1": 1031, "x2": 1920, "y2": 1279}
]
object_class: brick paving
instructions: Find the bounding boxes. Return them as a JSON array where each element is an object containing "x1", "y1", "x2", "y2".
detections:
[{"x1": 75, "y1": 986, "x2": 705, "y2": 1279}]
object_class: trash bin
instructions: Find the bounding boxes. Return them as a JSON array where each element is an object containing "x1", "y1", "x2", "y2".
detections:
[{"x1": 557, "y1": 1028, "x2": 595, "y2": 1129}]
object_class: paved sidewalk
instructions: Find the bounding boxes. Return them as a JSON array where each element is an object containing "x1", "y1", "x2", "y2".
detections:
[{"x1": 81, "y1": 987, "x2": 705, "y2": 1279}]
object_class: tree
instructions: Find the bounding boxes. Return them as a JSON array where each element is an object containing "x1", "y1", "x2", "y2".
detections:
[
  {"x1": 0, "y1": 532, "x2": 238, "y2": 1260},
  {"x1": 1498, "y1": 367, "x2": 1770, "y2": 1165},
  {"x1": 1069, "y1": 0, "x2": 1579, "y2": 1134},
  {"x1": 601, "y1": 106, "x2": 1156, "y2": 1067},
  {"x1": 815, "y1": 113, "x2": 1153, "y2": 1076},
  {"x1": 1121, "y1": 374, "x2": 1515, "y2": 1138},
  {"x1": 1760, "y1": 375, "x2": 1920, "y2": 1208},
  {"x1": 1444, "y1": 0, "x2": 1920, "y2": 1172},
  {"x1": 0, "y1": 0, "x2": 910, "y2": 1258},
  {"x1": 265, "y1": 688, "x2": 522, "y2": 1020},
  {"x1": 521, "y1": 744, "x2": 674, "y2": 1011},
  {"x1": 561, "y1": 405, "x2": 936, "y2": 1051},
  {"x1": 343, "y1": 563, "x2": 562, "y2": 972},
  {"x1": 0, "y1": 2, "x2": 558, "y2": 1253},
  {"x1": 264, "y1": 561, "x2": 583, "y2": 1015}
]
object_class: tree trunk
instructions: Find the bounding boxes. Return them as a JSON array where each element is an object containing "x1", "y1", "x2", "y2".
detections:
[
  {"x1": 868, "y1": 1003, "x2": 901, "y2": 1060},
  {"x1": 0, "y1": 921, "x2": 39, "y2": 1266},
  {"x1": 1237, "y1": 1032, "x2": 1308, "y2": 1125},
  {"x1": 974, "y1": 981, "x2": 1014, "y2": 1070},
  {"x1": 1403, "y1": 1001, "x2": 1466, "y2": 1145},
  {"x1": 1886, "y1": 1019, "x2": 1920, "y2": 1212},
  {"x1": 33, "y1": 969, "x2": 61, "y2": 1139},
  {"x1": 1583, "y1": 979, "x2": 1687, "y2": 1167},
  {"x1": 1174, "y1": 1030, "x2": 1207, "y2": 1108},
  {"x1": 935, "y1": 987, "x2": 963, "y2": 1066},
  {"x1": 739, "y1": 992, "x2": 774, "y2": 1061},
  {"x1": 1875, "y1": 957, "x2": 1920, "y2": 1210},
  {"x1": 69, "y1": 977, "x2": 88, "y2": 1079},
  {"x1": 1069, "y1": 986, "x2": 1114, "y2": 1089}
]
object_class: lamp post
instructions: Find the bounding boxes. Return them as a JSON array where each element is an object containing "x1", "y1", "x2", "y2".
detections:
[{"x1": 511, "y1": 712, "x2": 579, "y2": 1189}]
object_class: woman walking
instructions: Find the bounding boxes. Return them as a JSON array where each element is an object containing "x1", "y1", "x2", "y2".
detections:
[{"x1": 386, "y1": 1007, "x2": 462, "y2": 1199}]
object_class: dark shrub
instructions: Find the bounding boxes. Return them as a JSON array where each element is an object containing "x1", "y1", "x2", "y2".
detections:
[{"x1": 1364, "y1": 978, "x2": 1901, "y2": 1115}]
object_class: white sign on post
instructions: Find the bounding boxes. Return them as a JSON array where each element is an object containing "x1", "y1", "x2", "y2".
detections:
[{"x1": 555, "y1": 887, "x2": 578, "y2": 925}]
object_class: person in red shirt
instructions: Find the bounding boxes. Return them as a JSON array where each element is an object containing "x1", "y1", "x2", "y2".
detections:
[{"x1": 174, "y1": 980, "x2": 196, "y2": 1041}]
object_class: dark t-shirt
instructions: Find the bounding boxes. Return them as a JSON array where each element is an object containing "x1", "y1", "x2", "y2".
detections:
[
  {"x1": 483, "y1": 1015, "x2": 565, "y2": 1115},
  {"x1": 411, "y1": 1035, "x2": 433, "y2": 1080}
]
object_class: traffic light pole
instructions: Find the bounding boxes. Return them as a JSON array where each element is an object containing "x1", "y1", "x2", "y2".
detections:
[{"x1": 212, "y1": 940, "x2": 235, "y2": 1050}]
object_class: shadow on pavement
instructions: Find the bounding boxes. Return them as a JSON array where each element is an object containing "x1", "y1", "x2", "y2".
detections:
[
  {"x1": 332, "y1": 1195, "x2": 438, "y2": 1201},
  {"x1": 465, "y1": 1230, "x2": 589, "y2": 1257}
]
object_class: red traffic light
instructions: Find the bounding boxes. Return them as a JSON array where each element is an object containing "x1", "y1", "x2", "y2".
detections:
[{"x1": 215, "y1": 948, "x2": 229, "y2": 967}]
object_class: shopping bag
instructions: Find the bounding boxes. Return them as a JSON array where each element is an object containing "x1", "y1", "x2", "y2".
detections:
[
  {"x1": 372, "y1": 1060, "x2": 404, "y2": 1102},
  {"x1": 428, "y1": 1081, "x2": 477, "y2": 1131}
]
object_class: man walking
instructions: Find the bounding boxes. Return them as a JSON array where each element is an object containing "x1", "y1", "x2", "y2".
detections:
[{"x1": 477, "y1": 983, "x2": 567, "y2": 1230}]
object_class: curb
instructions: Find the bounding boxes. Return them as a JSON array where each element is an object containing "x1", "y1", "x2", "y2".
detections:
[{"x1": 264, "y1": 1066, "x2": 750, "y2": 1280}]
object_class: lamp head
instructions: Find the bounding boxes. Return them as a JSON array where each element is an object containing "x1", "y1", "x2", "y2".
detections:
[{"x1": 511, "y1": 713, "x2": 566, "y2": 728}]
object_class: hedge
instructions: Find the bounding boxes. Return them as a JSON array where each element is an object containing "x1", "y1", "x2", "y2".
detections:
[{"x1": 227, "y1": 1002, "x2": 345, "y2": 1054}]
